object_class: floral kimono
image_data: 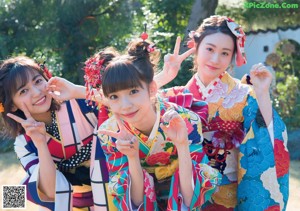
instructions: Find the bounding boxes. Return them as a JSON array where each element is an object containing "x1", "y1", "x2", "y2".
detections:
[
  {"x1": 14, "y1": 99, "x2": 108, "y2": 211},
  {"x1": 160, "y1": 72, "x2": 289, "y2": 211},
  {"x1": 96, "y1": 98, "x2": 221, "y2": 211}
]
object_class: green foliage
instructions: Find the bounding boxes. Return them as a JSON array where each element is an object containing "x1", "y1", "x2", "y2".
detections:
[
  {"x1": 216, "y1": 0, "x2": 300, "y2": 31},
  {"x1": 271, "y1": 40, "x2": 300, "y2": 130},
  {"x1": 0, "y1": 0, "x2": 134, "y2": 84}
]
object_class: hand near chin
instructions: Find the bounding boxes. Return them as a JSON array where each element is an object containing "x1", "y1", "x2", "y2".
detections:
[
  {"x1": 98, "y1": 115, "x2": 139, "y2": 159},
  {"x1": 250, "y1": 63, "x2": 273, "y2": 94},
  {"x1": 160, "y1": 109, "x2": 189, "y2": 147},
  {"x1": 7, "y1": 103, "x2": 47, "y2": 148}
]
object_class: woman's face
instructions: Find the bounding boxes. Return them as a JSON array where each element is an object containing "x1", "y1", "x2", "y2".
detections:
[
  {"x1": 196, "y1": 32, "x2": 234, "y2": 86},
  {"x1": 12, "y1": 71, "x2": 52, "y2": 119},
  {"x1": 106, "y1": 81, "x2": 156, "y2": 130}
]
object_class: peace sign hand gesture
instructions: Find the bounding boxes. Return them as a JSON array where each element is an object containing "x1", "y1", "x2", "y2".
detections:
[
  {"x1": 155, "y1": 36, "x2": 195, "y2": 88},
  {"x1": 98, "y1": 115, "x2": 139, "y2": 159},
  {"x1": 7, "y1": 104, "x2": 47, "y2": 148}
]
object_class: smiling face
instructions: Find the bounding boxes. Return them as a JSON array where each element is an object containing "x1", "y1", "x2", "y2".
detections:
[
  {"x1": 106, "y1": 81, "x2": 157, "y2": 134},
  {"x1": 11, "y1": 69, "x2": 52, "y2": 120},
  {"x1": 196, "y1": 32, "x2": 235, "y2": 86}
]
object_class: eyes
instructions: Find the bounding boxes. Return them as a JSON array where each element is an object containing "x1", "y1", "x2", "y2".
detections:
[
  {"x1": 206, "y1": 47, "x2": 230, "y2": 56},
  {"x1": 19, "y1": 77, "x2": 45, "y2": 95},
  {"x1": 108, "y1": 88, "x2": 140, "y2": 100}
]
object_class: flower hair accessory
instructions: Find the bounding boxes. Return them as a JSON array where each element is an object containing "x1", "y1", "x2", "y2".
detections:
[
  {"x1": 83, "y1": 56, "x2": 105, "y2": 107},
  {"x1": 35, "y1": 55, "x2": 52, "y2": 80},
  {"x1": 0, "y1": 102, "x2": 4, "y2": 113},
  {"x1": 186, "y1": 30, "x2": 200, "y2": 49},
  {"x1": 226, "y1": 18, "x2": 247, "y2": 67}
]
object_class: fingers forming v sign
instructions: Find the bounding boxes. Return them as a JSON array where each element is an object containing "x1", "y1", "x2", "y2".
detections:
[
  {"x1": 162, "y1": 36, "x2": 195, "y2": 82},
  {"x1": 98, "y1": 115, "x2": 139, "y2": 158},
  {"x1": 7, "y1": 103, "x2": 46, "y2": 146}
]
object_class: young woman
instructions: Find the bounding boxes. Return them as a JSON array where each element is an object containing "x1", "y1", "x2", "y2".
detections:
[
  {"x1": 0, "y1": 56, "x2": 114, "y2": 211},
  {"x1": 155, "y1": 15, "x2": 290, "y2": 211},
  {"x1": 83, "y1": 39, "x2": 221, "y2": 210}
]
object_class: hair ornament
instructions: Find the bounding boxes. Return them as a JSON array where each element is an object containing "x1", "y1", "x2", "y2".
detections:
[
  {"x1": 186, "y1": 30, "x2": 200, "y2": 49},
  {"x1": 226, "y1": 17, "x2": 247, "y2": 66},
  {"x1": 139, "y1": 23, "x2": 157, "y2": 53},
  {"x1": 187, "y1": 30, "x2": 195, "y2": 48},
  {"x1": 0, "y1": 102, "x2": 4, "y2": 113},
  {"x1": 83, "y1": 57, "x2": 105, "y2": 108},
  {"x1": 140, "y1": 23, "x2": 149, "y2": 41},
  {"x1": 147, "y1": 43, "x2": 156, "y2": 53}
]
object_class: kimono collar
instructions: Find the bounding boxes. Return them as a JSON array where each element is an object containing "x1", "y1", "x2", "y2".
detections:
[
  {"x1": 195, "y1": 72, "x2": 226, "y2": 100},
  {"x1": 148, "y1": 97, "x2": 161, "y2": 140}
]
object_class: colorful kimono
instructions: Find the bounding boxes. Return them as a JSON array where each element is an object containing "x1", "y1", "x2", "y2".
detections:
[
  {"x1": 160, "y1": 72, "x2": 289, "y2": 211},
  {"x1": 14, "y1": 99, "x2": 111, "y2": 211},
  {"x1": 96, "y1": 98, "x2": 221, "y2": 211}
]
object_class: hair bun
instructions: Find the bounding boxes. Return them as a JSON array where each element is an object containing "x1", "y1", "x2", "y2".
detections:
[{"x1": 127, "y1": 39, "x2": 152, "y2": 59}]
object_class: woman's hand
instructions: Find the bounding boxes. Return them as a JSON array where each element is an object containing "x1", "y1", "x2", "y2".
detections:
[
  {"x1": 160, "y1": 109, "x2": 189, "y2": 147},
  {"x1": 249, "y1": 63, "x2": 273, "y2": 126},
  {"x1": 7, "y1": 103, "x2": 46, "y2": 148},
  {"x1": 155, "y1": 36, "x2": 195, "y2": 88},
  {"x1": 47, "y1": 76, "x2": 85, "y2": 102},
  {"x1": 250, "y1": 63, "x2": 273, "y2": 94},
  {"x1": 98, "y1": 115, "x2": 139, "y2": 159}
]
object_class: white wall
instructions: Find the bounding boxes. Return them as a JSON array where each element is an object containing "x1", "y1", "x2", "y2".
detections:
[{"x1": 233, "y1": 26, "x2": 300, "y2": 79}]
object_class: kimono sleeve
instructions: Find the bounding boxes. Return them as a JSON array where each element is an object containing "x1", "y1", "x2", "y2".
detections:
[
  {"x1": 238, "y1": 90, "x2": 289, "y2": 211},
  {"x1": 168, "y1": 108, "x2": 221, "y2": 210},
  {"x1": 98, "y1": 132, "x2": 158, "y2": 211},
  {"x1": 14, "y1": 135, "x2": 72, "y2": 211},
  {"x1": 159, "y1": 87, "x2": 208, "y2": 127}
]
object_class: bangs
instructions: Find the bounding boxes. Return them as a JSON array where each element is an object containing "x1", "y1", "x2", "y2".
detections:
[
  {"x1": 6, "y1": 67, "x2": 38, "y2": 97},
  {"x1": 102, "y1": 61, "x2": 143, "y2": 96}
]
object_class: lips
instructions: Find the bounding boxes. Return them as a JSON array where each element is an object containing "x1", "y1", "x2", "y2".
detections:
[
  {"x1": 206, "y1": 64, "x2": 218, "y2": 71},
  {"x1": 33, "y1": 96, "x2": 46, "y2": 106},
  {"x1": 121, "y1": 110, "x2": 138, "y2": 118}
]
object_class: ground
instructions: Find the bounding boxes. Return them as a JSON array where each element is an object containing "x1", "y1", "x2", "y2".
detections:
[{"x1": 0, "y1": 151, "x2": 299, "y2": 211}]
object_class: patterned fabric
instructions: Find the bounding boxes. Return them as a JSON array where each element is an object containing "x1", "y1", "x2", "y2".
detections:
[
  {"x1": 96, "y1": 98, "x2": 221, "y2": 211},
  {"x1": 90, "y1": 105, "x2": 118, "y2": 211},
  {"x1": 14, "y1": 99, "x2": 107, "y2": 211},
  {"x1": 161, "y1": 72, "x2": 289, "y2": 211}
]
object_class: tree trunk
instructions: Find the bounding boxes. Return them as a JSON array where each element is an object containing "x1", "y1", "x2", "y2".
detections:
[{"x1": 181, "y1": 0, "x2": 218, "y2": 53}]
